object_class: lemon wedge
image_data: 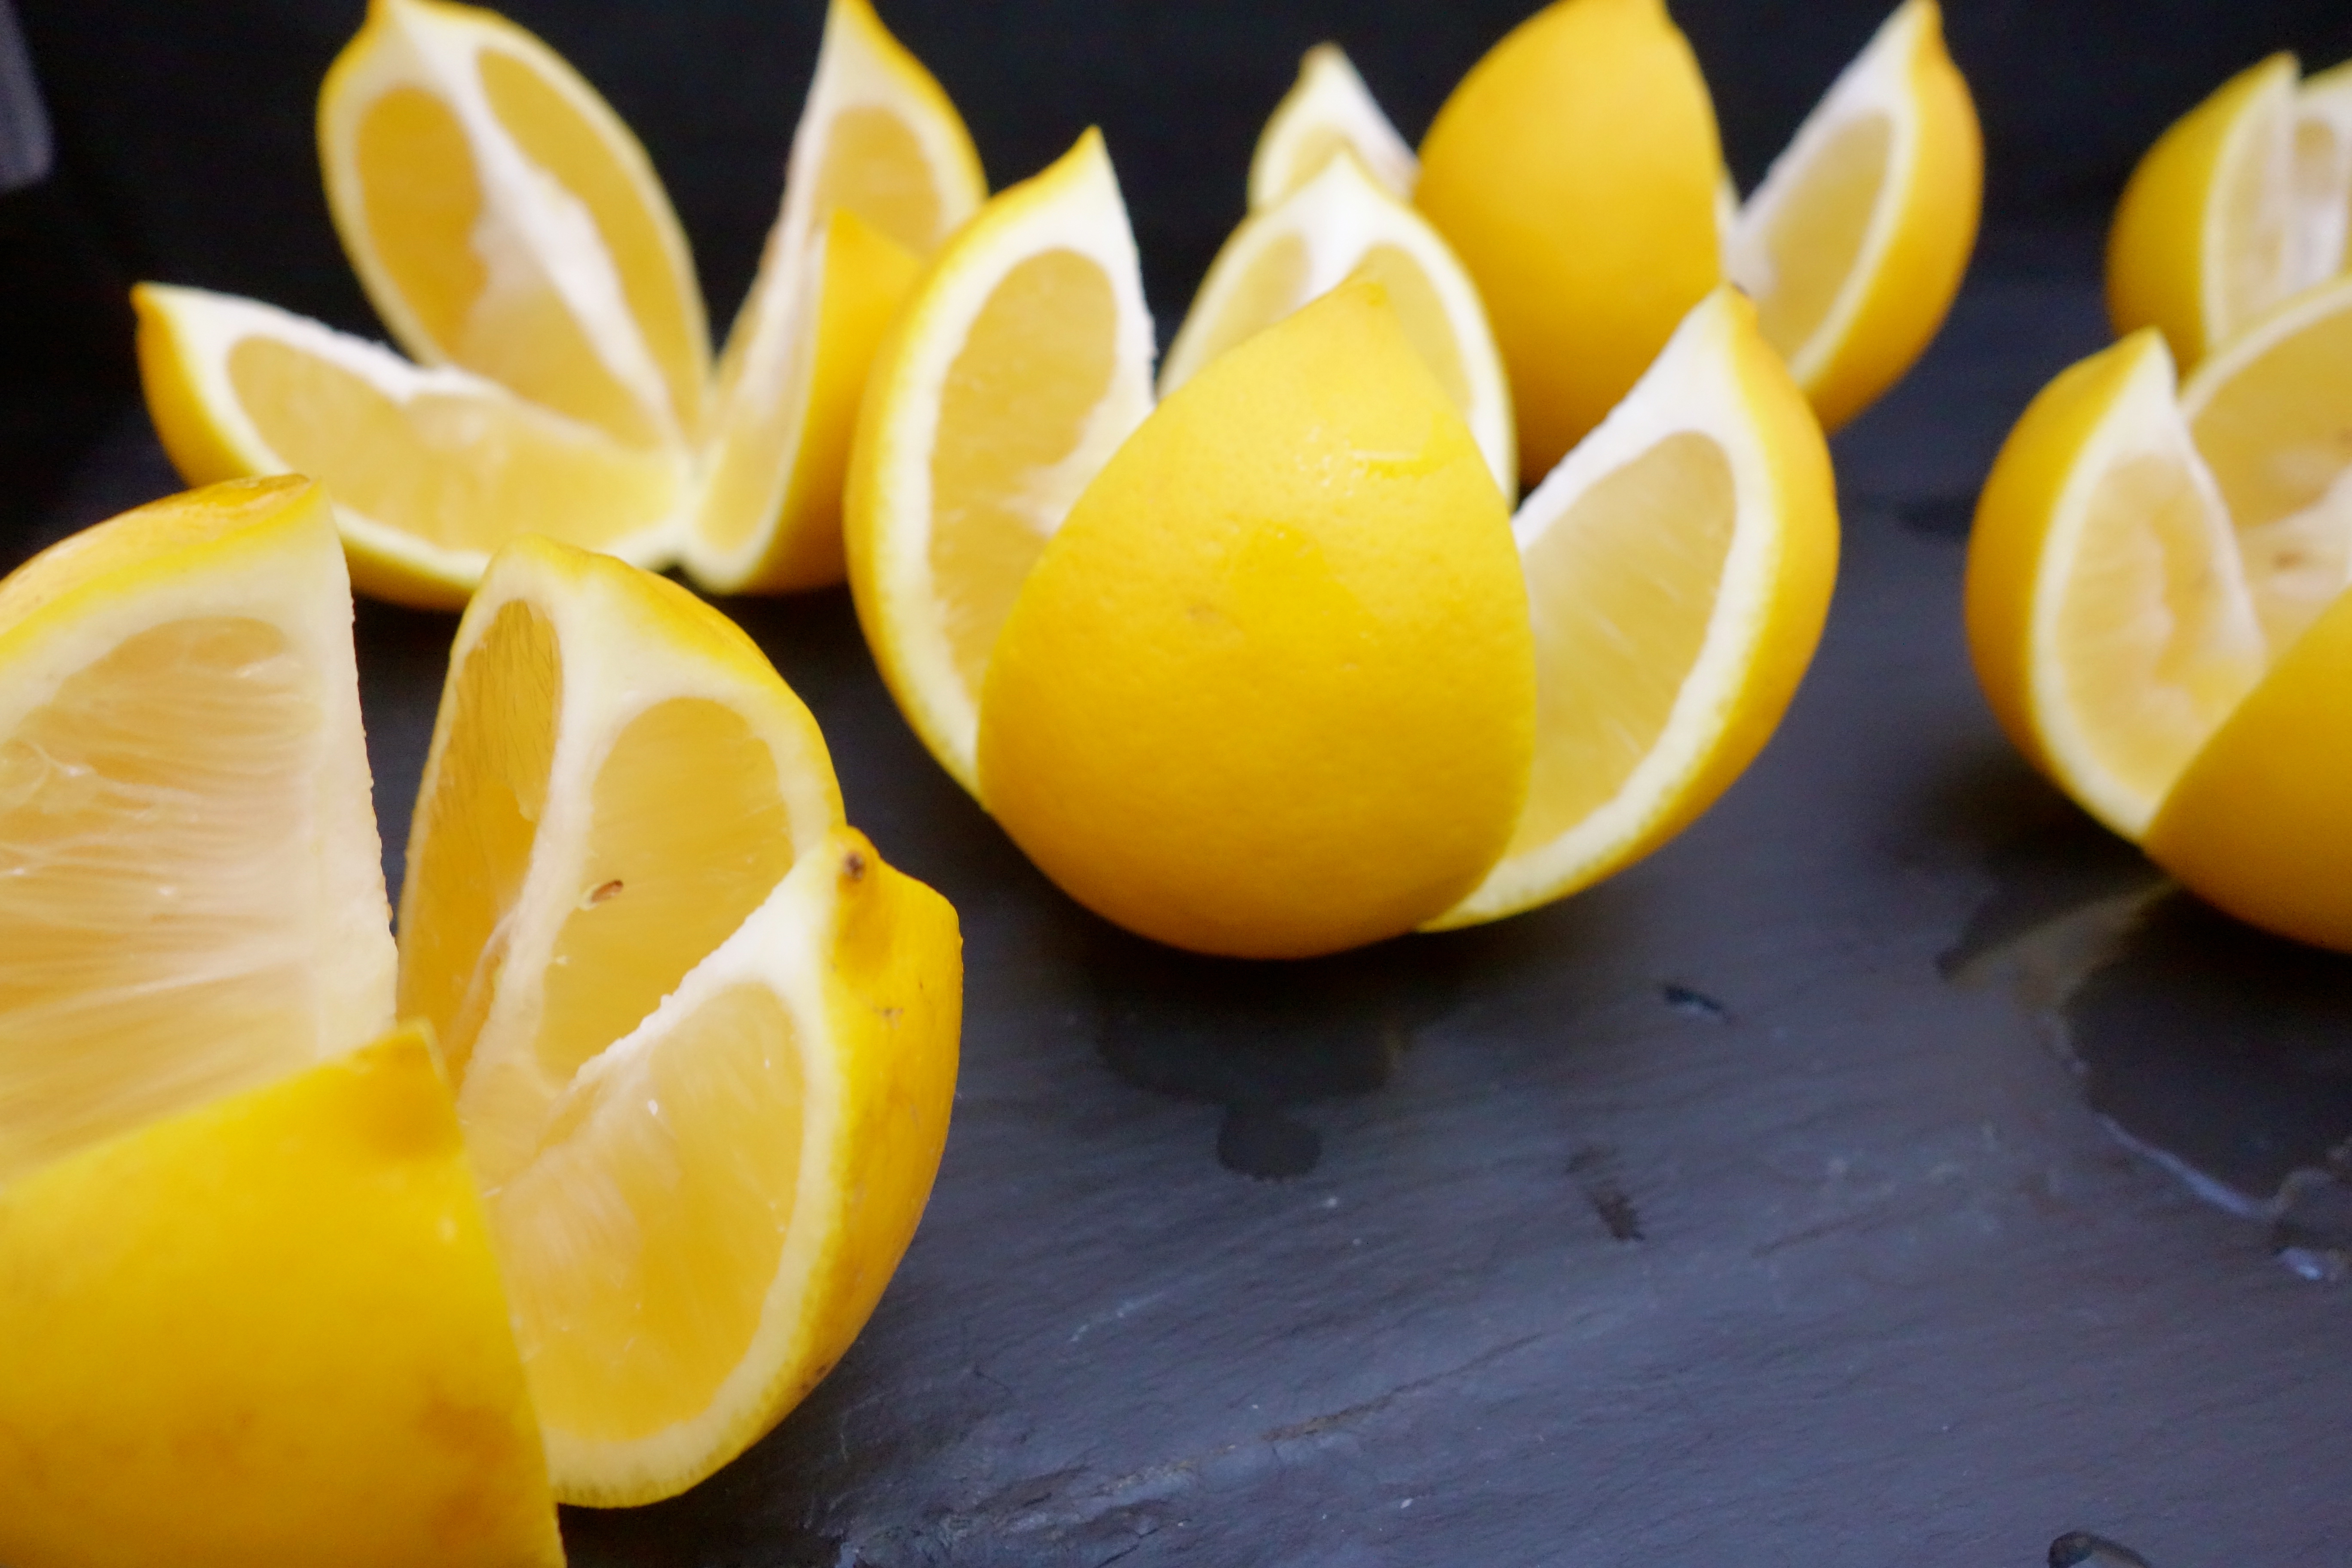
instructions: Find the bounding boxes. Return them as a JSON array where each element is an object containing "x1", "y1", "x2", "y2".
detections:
[
  {"x1": 1722, "y1": 0, "x2": 1980, "y2": 433},
  {"x1": 0, "y1": 1026, "x2": 564, "y2": 1568},
  {"x1": 319, "y1": 0, "x2": 708, "y2": 450},
  {"x1": 2177, "y1": 270, "x2": 2352, "y2": 652},
  {"x1": 0, "y1": 477, "x2": 393, "y2": 1186},
  {"x1": 844, "y1": 129, "x2": 1156, "y2": 796},
  {"x1": 684, "y1": 0, "x2": 986, "y2": 592},
  {"x1": 1965, "y1": 329, "x2": 2266, "y2": 840},
  {"x1": 135, "y1": 283, "x2": 689, "y2": 608},
  {"x1": 2109, "y1": 53, "x2": 2352, "y2": 369},
  {"x1": 1161, "y1": 148, "x2": 1514, "y2": 492},
  {"x1": 1428, "y1": 286, "x2": 1838, "y2": 928},
  {"x1": 1248, "y1": 43, "x2": 1418, "y2": 211},
  {"x1": 398, "y1": 534, "x2": 958, "y2": 1504}
]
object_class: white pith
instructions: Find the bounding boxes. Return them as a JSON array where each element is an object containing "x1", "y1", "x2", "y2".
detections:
[{"x1": 1247, "y1": 43, "x2": 1419, "y2": 211}]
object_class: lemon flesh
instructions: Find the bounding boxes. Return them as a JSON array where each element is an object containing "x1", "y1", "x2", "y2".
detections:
[
  {"x1": 978, "y1": 281, "x2": 1534, "y2": 960},
  {"x1": 0, "y1": 1027, "x2": 563, "y2": 1568},
  {"x1": 0, "y1": 478, "x2": 392, "y2": 1185}
]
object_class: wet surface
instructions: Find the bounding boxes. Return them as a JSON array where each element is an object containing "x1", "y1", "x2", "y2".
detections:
[{"x1": 14, "y1": 271, "x2": 2352, "y2": 1565}]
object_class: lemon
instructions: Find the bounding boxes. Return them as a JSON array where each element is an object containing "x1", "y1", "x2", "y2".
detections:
[
  {"x1": 844, "y1": 129, "x2": 1157, "y2": 796},
  {"x1": 1161, "y1": 147, "x2": 1515, "y2": 493},
  {"x1": 0, "y1": 1027, "x2": 564, "y2": 1568},
  {"x1": 1248, "y1": 44, "x2": 1418, "y2": 211},
  {"x1": 0, "y1": 477, "x2": 393, "y2": 1186},
  {"x1": 398, "y1": 535, "x2": 960, "y2": 1504},
  {"x1": 149, "y1": 0, "x2": 983, "y2": 606},
  {"x1": 1429, "y1": 285, "x2": 1838, "y2": 928},
  {"x1": 2177, "y1": 271, "x2": 2352, "y2": 652},
  {"x1": 1721, "y1": 0, "x2": 1980, "y2": 433},
  {"x1": 2108, "y1": 54, "x2": 2352, "y2": 370},
  {"x1": 976, "y1": 281, "x2": 1533, "y2": 959},
  {"x1": 1415, "y1": 0, "x2": 1724, "y2": 483},
  {"x1": 135, "y1": 282, "x2": 691, "y2": 609}
]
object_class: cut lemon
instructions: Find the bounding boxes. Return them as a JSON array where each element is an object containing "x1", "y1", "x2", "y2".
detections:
[
  {"x1": 0, "y1": 1026, "x2": 564, "y2": 1568},
  {"x1": 2144, "y1": 586, "x2": 2352, "y2": 949},
  {"x1": 136, "y1": 283, "x2": 688, "y2": 610},
  {"x1": 1160, "y1": 149, "x2": 1515, "y2": 494},
  {"x1": 1427, "y1": 285, "x2": 1838, "y2": 928},
  {"x1": 2107, "y1": 53, "x2": 2352, "y2": 370},
  {"x1": 320, "y1": 0, "x2": 706, "y2": 450},
  {"x1": 0, "y1": 476, "x2": 392, "y2": 1186},
  {"x1": 1965, "y1": 329, "x2": 2265, "y2": 840},
  {"x1": 2178, "y1": 270, "x2": 2352, "y2": 653},
  {"x1": 398, "y1": 534, "x2": 957, "y2": 1504},
  {"x1": 684, "y1": 0, "x2": 987, "y2": 593},
  {"x1": 979, "y1": 281, "x2": 1533, "y2": 960},
  {"x1": 1248, "y1": 44, "x2": 1418, "y2": 211},
  {"x1": 1415, "y1": 0, "x2": 1727, "y2": 483},
  {"x1": 843, "y1": 129, "x2": 1156, "y2": 796},
  {"x1": 1722, "y1": 0, "x2": 1980, "y2": 434}
]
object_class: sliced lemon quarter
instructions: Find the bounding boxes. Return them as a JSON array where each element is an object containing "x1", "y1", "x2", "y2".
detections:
[
  {"x1": 686, "y1": 0, "x2": 987, "y2": 593},
  {"x1": 2179, "y1": 270, "x2": 2352, "y2": 654},
  {"x1": 1161, "y1": 148, "x2": 1515, "y2": 494},
  {"x1": 0, "y1": 477, "x2": 392, "y2": 1185},
  {"x1": 0, "y1": 1026, "x2": 563, "y2": 1568},
  {"x1": 1248, "y1": 43, "x2": 1418, "y2": 211},
  {"x1": 1723, "y1": 0, "x2": 1981, "y2": 432},
  {"x1": 1965, "y1": 328, "x2": 2265, "y2": 840},
  {"x1": 1427, "y1": 286, "x2": 1838, "y2": 929},
  {"x1": 319, "y1": 0, "x2": 707, "y2": 449},
  {"x1": 398, "y1": 536, "x2": 957, "y2": 1504},
  {"x1": 135, "y1": 282, "x2": 689, "y2": 609},
  {"x1": 844, "y1": 129, "x2": 1156, "y2": 796}
]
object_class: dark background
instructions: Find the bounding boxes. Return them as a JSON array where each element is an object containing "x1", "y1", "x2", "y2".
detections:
[{"x1": 10, "y1": 5, "x2": 2352, "y2": 1566}]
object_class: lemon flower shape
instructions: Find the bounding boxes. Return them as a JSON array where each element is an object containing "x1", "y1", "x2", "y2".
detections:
[{"x1": 136, "y1": 0, "x2": 985, "y2": 608}]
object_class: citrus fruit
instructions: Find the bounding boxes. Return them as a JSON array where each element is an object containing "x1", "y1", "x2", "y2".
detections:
[
  {"x1": 398, "y1": 534, "x2": 959, "y2": 1504},
  {"x1": 1966, "y1": 329, "x2": 2265, "y2": 841},
  {"x1": 135, "y1": 283, "x2": 689, "y2": 609},
  {"x1": 1160, "y1": 147, "x2": 1515, "y2": 492},
  {"x1": 844, "y1": 128, "x2": 1156, "y2": 797},
  {"x1": 1248, "y1": 43, "x2": 1418, "y2": 211},
  {"x1": 0, "y1": 476, "x2": 393, "y2": 1187},
  {"x1": 1428, "y1": 285, "x2": 1839, "y2": 929},
  {"x1": 2177, "y1": 270, "x2": 2352, "y2": 653},
  {"x1": 1415, "y1": 0, "x2": 1724, "y2": 484},
  {"x1": 2108, "y1": 53, "x2": 2352, "y2": 370},
  {"x1": 977, "y1": 281, "x2": 1534, "y2": 959},
  {"x1": 148, "y1": 0, "x2": 983, "y2": 606},
  {"x1": 683, "y1": 0, "x2": 988, "y2": 592},
  {"x1": 319, "y1": 0, "x2": 709, "y2": 452},
  {"x1": 0, "y1": 1026, "x2": 564, "y2": 1568},
  {"x1": 1720, "y1": 0, "x2": 1980, "y2": 434}
]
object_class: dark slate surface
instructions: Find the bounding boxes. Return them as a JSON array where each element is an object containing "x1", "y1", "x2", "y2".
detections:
[{"x1": 14, "y1": 263, "x2": 2352, "y2": 1567}]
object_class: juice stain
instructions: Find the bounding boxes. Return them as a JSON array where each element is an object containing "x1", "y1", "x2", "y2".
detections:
[{"x1": 1947, "y1": 814, "x2": 2352, "y2": 1279}]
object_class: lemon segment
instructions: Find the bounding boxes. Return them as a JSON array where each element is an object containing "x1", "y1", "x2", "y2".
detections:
[
  {"x1": 844, "y1": 129, "x2": 1156, "y2": 796},
  {"x1": 319, "y1": 0, "x2": 707, "y2": 449},
  {"x1": 1723, "y1": 0, "x2": 1981, "y2": 433},
  {"x1": 0, "y1": 478, "x2": 392, "y2": 1186},
  {"x1": 490, "y1": 825, "x2": 959, "y2": 1506},
  {"x1": 1248, "y1": 44, "x2": 1418, "y2": 211},
  {"x1": 685, "y1": 0, "x2": 986, "y2": 593},
  {"x1": 2179, "y1": 271, "x2": 2352, "y2": 653},
  {"x1": 135, "y1": 283, "x2": 689, "y2": 610},
  {"x1": 1428, "y1": 287, "x2": 1838, "y2": 929},
  {"x1": 2145, "y1": 587, "x2": 2352, "y2": 950},
  {"x1": 978, "y1": 281, "x2": 1534, "y2": 960},
  {"x1": 1162, "y1": 150, "x2": 1516, "y2": 495},
  {"x1": 2103, "y1": 53, "x2": 2352, "y2": 369},
  {"x1": 0, "y1": 1026, "x2": 564, "y2": 1568},
  {"x1": 1965, "y1": 330, "x2": 2265, "y2": 840},
  {"x1": 1416, "y1": 0, "x2": 1725, "y2": 482}
]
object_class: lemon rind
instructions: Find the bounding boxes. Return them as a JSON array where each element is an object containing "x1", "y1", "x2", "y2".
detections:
[{"x1": 1247, "y1": 43, "x2": 1418, "y2": 212}]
